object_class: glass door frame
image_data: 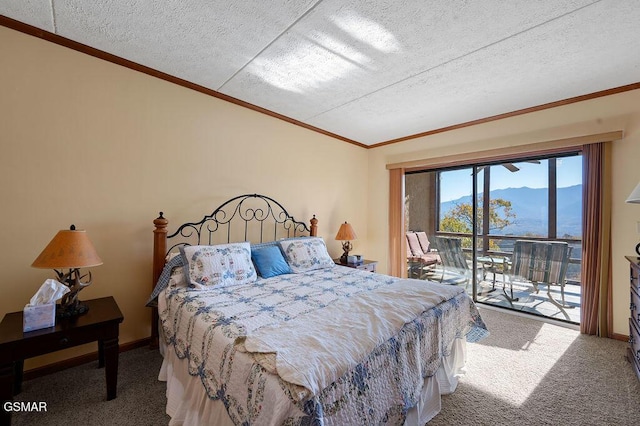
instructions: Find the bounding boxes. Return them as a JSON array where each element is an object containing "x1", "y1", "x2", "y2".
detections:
[{"x1": 407, "y1": 152, "x2": 583, "y2": 324}]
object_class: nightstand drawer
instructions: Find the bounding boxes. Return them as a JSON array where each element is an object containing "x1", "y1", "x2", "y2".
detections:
[
  {"x1": 355, "y1": 262, "x2": 377, "y2": 272},
  {"x1": 334, "y1": 259, "x2": 377, "y2": 273}
]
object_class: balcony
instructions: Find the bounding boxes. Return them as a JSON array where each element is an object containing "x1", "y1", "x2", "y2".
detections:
[
  {"x1": 410, "y1": 233, "x2": 582, "y2": 325},
  {"x1": 418, "y1": 264, "x2": 580, "y2": 324}
]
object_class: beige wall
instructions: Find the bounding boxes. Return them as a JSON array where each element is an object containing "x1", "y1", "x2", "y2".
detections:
[
  {"x1": 368, "y1": 89, "x2": 640, "y2": 336},
  {"x1": 0, "y1": 27, "x2": 370, "y2": 369},
  {"x1": 3, "y1": 23, "x2": 639, "y2": 371}
]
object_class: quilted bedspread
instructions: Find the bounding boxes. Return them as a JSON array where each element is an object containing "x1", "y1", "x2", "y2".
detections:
[{"x1": 158, "y1": 266, "x2": 488, "y2": 425}]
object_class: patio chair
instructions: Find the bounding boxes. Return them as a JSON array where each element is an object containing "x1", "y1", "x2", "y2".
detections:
[
  {"x1": 432, "y1": 236, "x2": 483, "y2": 287},
  {"x1": 406, "y1": 231, "x2": 440, "y2": 279},
  {"x1": 508, "y1": 240, "x2": 573, "y2": 307}
]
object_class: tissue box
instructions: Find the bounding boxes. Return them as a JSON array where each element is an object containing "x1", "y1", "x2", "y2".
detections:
[{"x1": 23, "y1": 303, "x2": 56, "y2": 332}]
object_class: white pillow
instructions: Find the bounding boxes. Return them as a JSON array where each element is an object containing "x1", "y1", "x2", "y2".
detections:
[
  {"x1": 180, "y1": 242, "x2": 257, "y2": 289},
  {"x1": 278, "y1": 237, "x2": 335, "y2": 273}
]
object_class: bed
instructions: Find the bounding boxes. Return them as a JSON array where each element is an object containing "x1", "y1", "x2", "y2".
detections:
[{"x1": 147, "y1": 194, "x2": 488, "y2": 425}]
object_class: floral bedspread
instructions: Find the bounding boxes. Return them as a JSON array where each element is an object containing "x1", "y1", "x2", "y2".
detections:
[{"x1": 158, "y1": 266, "x2": 488, "y2": 425}]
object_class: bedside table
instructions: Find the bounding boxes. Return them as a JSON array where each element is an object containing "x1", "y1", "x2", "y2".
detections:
[
  {"x1": 334, "y1": 259, "x2": 378, "y2": 273},
  {"x1": 0, "y1": 296, "x2": 123, "y2": 426}
]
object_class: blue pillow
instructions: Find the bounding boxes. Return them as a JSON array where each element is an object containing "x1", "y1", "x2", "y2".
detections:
[{"x1": 251, "y1": 245, "x2": 292, "y2": 278}]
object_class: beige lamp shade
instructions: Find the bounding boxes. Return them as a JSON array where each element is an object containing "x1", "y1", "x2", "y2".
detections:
[
  {"x1": 627, "y1": 182, "x2": 640, "y2": 204},
  {"x1": 335, "y1": 222, "x2": 357, "y2": 241},
  {"x1": 32, "y1": 226, "x2": 103, "y2": 269}
]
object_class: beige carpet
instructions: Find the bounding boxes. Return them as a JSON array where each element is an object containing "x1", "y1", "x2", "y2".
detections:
[
  {"x1": 429, "y1": 307, "x2": 640, "y2": 426},
  {"x1": 9, "y1": 307, "x2": 640, "y2": 425},
  {"x1": 11, "y1": 347, "x2": 169, "y2": 426}
]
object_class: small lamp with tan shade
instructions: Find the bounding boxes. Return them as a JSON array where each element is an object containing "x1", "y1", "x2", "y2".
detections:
[
  {"x1": 31, "y1": 225, "x2": 103, "y2": 317},
  {"x1": 335, "y1": 222, "x2": 357, "y2": 264}
]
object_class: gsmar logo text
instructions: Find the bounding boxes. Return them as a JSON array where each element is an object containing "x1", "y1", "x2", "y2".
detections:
[{"x1": 3, "y1": 401, "x2": 47, "y2": 412}]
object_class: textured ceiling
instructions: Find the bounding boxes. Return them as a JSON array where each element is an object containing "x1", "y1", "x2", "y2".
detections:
[{"x1": 1, "y1": 0, "x2": 639, "y2": 146}]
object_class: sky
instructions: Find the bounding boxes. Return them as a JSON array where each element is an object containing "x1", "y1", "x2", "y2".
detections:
[{"x1": 439, "y1": 154, "x2": 582, "y2": 202}]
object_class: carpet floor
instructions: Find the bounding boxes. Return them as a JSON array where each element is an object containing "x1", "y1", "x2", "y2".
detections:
[
  {"x1": 429, "y1": 307, "x2": 640, "y2": 426},
  {"x1": 9, "y1": 307, "x2": 640, "y2": 425},
  {"x1": 11, "y1": 346, "x2": 169, "y2": 426}
]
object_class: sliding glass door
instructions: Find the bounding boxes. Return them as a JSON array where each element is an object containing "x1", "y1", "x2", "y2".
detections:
[{"x1": 405, "y1": 153, "x2": 583, "y2": 324}]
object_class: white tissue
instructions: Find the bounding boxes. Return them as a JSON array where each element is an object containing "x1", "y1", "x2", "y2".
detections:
[{"x1": 27, "y1": 279, "x2": 70, "y2": 307}]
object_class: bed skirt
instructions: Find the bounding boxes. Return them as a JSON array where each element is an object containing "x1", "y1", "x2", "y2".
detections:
[{"x1": 159, "y1": 337, "x2": 467, "y2": 426}]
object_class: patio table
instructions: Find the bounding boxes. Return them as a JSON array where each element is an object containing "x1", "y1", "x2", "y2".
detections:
[{"x1": 477, "y1": 255, "x2": 510, "y2": 291}]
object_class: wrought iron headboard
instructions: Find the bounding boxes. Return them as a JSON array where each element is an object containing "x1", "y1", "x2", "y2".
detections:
[
  {"x1": 149, "y1": 193, "x2": 318, "y2": 347},
  {"x1": 162, "y1": 193, "x2": 315, "y2": 254}
]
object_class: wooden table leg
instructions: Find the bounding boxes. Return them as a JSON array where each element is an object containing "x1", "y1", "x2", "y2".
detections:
[
  {"x1": 12, "y1": 361, "x2": 23, "y2": 396},
  {"x1": 103, "y1": 337, "x2": 119, "y2": 401},
  {"x1": 0, "y1": 362, "x2": 14, "y2": 426},
  {"x1": 98, "y1": 340, "x2": 105, "y2": 369}
]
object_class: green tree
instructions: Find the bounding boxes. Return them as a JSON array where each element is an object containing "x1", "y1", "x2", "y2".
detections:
[{"x1": 440, "y1": 198, "x2": 515, "y2": 249}]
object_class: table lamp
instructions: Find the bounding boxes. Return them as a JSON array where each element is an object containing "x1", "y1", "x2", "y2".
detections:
[
  {"x1": 626, "y1": 181, "x2": 640, "y2": 256},
  {"x1": 335, "y1": 222, "x2": 357, "y2": 264},
  {"x1": 31, "y1": 225, "x2": 103, "y2": 317}
]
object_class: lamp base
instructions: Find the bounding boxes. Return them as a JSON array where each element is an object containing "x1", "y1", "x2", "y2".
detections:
[
  {"x1": 340, "y1": 241, "x2": 353, "y2": 265},
  {"x1": 56, "y1": 301, "x2": 89, "y2": 318}
]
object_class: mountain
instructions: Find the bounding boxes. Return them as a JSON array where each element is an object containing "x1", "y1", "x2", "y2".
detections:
[{"x1": 439, "y1": 184, "x2": 582, "y2": 237}]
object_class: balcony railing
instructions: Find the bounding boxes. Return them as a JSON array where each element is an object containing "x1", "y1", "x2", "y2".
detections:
[{"x1": 432, "y1": 231, "x2": 582, "y2": 285}]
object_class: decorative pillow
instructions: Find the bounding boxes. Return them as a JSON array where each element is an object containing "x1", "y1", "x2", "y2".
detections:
[
  {"x1": 146, "y1": 254, "x2": 185, "y2": 307},
  {"x1": 169, "y1": 265, "x2": 186, "y2": 287},
  {"x1": 279, "y1": 237, "x2": 335, "y2": 273},
  {"x1": 180, "y1": 242, "x2": 257, "y2": 289},
  {"x1": 164, "y1": 252, "x2": 187, "y2": 287},
  {"x1": 251, "y1": 245, "x2": 292, "y2": 278}
]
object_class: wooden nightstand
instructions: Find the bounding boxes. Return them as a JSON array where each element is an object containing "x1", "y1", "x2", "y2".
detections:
[
  {"x1": 0, "y1": 296, "x2": 123, "y2": 426},
  {"x1": 334, "y1": 259, "x2": 378, "y2": 273}
]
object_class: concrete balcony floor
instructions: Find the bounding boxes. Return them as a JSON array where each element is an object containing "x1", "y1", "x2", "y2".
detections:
[{"x1": 417, "y1": 266, "x2": 581, "y2": 324}]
